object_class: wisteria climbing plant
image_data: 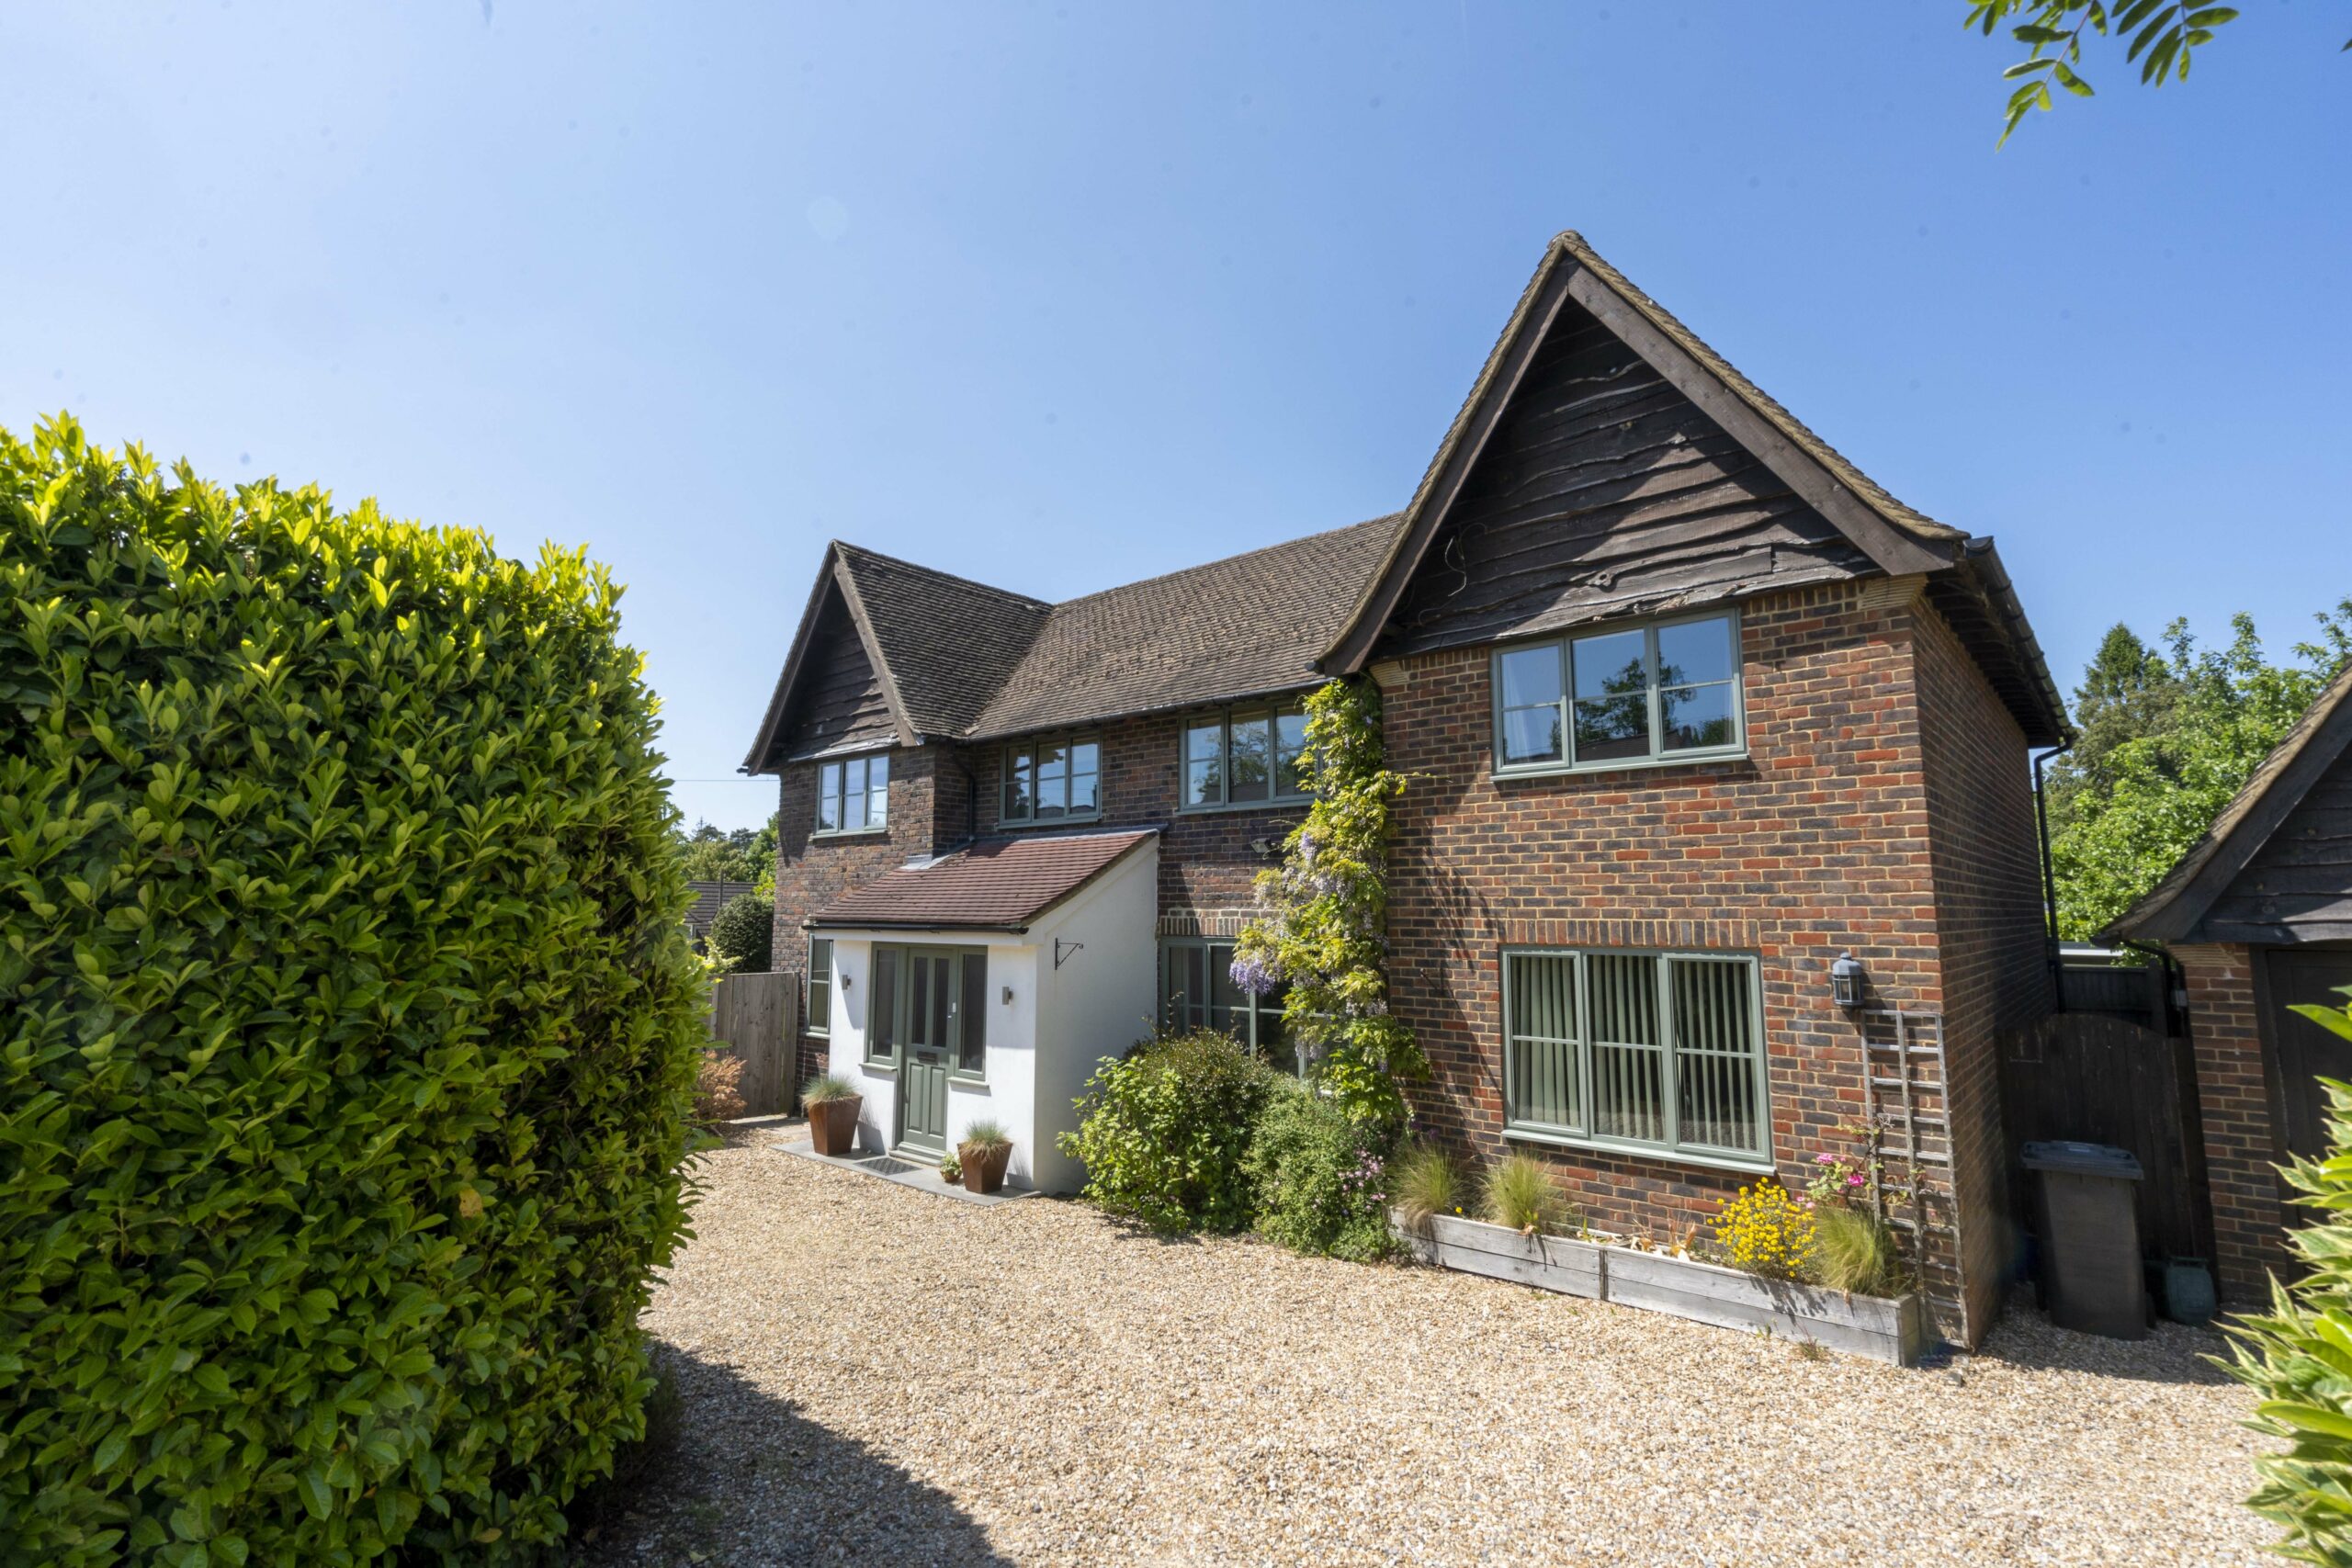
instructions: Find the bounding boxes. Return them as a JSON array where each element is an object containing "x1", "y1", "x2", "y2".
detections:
[{"x1": 1231, "y1": 677, "x2": 1426, "y2": 1125}]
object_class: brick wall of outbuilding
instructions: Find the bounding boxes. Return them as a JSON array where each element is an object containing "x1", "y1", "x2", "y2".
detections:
[{"x1": 2174, "y1": 942, "x2": 2291, "y2": 1301}]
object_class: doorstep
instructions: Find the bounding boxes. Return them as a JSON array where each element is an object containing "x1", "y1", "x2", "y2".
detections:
[{"x1": 771, "y1": 1128, "x2": 1041, "y2": 1207}]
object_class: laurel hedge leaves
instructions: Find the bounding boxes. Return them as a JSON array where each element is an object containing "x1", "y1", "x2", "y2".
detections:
[{"x1": 0, "y1": 416, "x2": 708, "y2": 1564}]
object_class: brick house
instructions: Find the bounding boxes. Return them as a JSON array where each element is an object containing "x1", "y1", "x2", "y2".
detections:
[
  {"x1": 742, "y1": 232, "x2": 2068, "y2": 1345},
  {"x1": 2108, "y1": 659, "x2": 2352, "y2": 1303}
]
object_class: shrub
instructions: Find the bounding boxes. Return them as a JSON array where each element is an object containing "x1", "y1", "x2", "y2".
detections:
[
  {"x1": 958, "y1": 1118, "x2": 1012, "y2": 1156},
  {"x1": 694, "y1": 1052, "x2": 748, "y2": 1124},
  {"x1": 1810, "y1": 1202, "x2": 1905, "y2": 1295},
  {"x1": 0, "y1": 418, "x2": 707, "y2": 1564},
  {"x1": 706, "y1": 890, "x2": 773, "y2": 973},
  {"x1": 1389, "y1": 1143, "x2": 1466, "y2": 1233},
  {"x1": 801, "y1": 1071, "x2": 857, "y2": 1106},
  {"x1": 1057, "y1": 1030, "x2": 1274, "y2": 1233},
  {"x1": 1713, "y1": 1179, "x2": 1816, "y2": 1280},
  {"x1": 1243, "y1": 1081, "x2": 1399, "y2": 1261},
  {"x1": 1482, "y1": 1151, "x2": 1577, "y2": 1235},
  {"x1": 2224, "y1": 995, "x2": 2352, "y2": 1564}
]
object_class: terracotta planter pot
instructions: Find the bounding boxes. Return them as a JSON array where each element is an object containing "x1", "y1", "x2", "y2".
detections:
[
  {"x1": 807, "y1": 1096, "x2": 862, "y2": 1156},
  {"x1": 958, "y1": 1142, "x2": 1012, "y2": 1194}
]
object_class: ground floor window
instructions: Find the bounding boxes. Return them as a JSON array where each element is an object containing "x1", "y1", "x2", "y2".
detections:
[
  {"x1": 869, "y1": 944, "x2": 989, "y2": 1077},
  {"x1": 1502, "y1": 948, "x2": 1767, "y2": 1164},
  {"x1": 807, "y1": 936, "x2": 832, "y2": 1036},
  {"x1": 1159, "y1": 936, "x2": 1294, "y2": 1070}
]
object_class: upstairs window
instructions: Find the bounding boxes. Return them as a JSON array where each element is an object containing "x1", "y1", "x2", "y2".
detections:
[
  {"x1": 1001, "y1": 735, "x2": 1101, "y2": 825},
  {"x1": 1493, "y1": 610, "x2": 1744, "y2": 774},
  {"x1": 1182, "y1": 702, "x2": 1309, "y2": 810},
  {"x1": 815, "y1": 752, "x2": 890, "y2": 835}
]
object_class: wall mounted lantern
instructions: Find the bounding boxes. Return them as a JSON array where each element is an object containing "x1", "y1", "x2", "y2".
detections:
[{"x1": 1830, "y1": 951, "x2": 1866, "y2": 1010}]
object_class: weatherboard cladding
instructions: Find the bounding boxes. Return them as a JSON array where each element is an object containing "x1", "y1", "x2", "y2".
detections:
[
  {"x1": 1376, "y1": 298, "x2": 1876, "y2": 658},
  {"x1": 806, "y1": 829, "x2": 1156, "y2": 931}
]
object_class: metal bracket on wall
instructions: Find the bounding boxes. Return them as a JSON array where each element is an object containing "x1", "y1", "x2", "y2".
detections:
[{"x1": 1054, "y1": 939, "x2": 1083, "y2": 970}]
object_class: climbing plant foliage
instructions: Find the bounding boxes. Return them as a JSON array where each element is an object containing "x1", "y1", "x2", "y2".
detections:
[
  {"x1": 2224, "y1": 992, "x2": 2352, "y2": 1568},
  {"x1": 0, "y1": 416, "x2": 707, "y2": 1564},
  {"x1": 1232, "y1": 678, "x2": 1424, "y2": 1125}
]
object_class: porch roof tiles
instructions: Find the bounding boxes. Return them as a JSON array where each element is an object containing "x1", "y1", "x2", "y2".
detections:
[{"x1": 805, "y1": 829, "x2": 1157, "y2": 933}]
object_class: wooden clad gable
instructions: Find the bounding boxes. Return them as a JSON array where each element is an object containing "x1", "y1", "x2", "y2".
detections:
[
  {"x1": 2211, "y1": 745, "x2": 2352, "y2": 941},
  {"x1": 1378, "y1": 299, "x2": 1875, "y2": 657},
  {"x1": 778, "y1": 591, "x2": 899, "y2": 761},
  {"x1": 2111, "y1": 659, "x2": 2352, "y2": 946}
]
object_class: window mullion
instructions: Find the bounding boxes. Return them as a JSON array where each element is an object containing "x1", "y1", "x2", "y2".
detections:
[
  {"x1": 1573, "y1": 951, "x2": 1591, "y2": 1135},
  {"x1": 1657, "y1": 953, "x2": 1680, "y2": 1154},
  {"x1": 1557, "y1": 640, "x2": 1575, "y2": 769},
  {"x1": 1645, "y1": 627, "x2": 1665, "y2": 764}
]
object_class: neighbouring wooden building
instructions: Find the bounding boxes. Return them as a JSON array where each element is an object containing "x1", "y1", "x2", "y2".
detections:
[
  {"x1": 742, "y1": 231, "x2": 2069, "y2": 1346},
  {"x1": 2109, "y1": 659, "x2": 2352, "y2": 1302}
]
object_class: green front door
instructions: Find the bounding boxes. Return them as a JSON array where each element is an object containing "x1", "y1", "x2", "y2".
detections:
[{"x1": 895, "y1": 948, "x2": 956, "y2": 1154}]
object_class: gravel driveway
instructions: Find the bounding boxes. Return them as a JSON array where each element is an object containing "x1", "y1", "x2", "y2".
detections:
[{"x1": 575, "y1": 1129, "x2": 2275, "y2": 1567}]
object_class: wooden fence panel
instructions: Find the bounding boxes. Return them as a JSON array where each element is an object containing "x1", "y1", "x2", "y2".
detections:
[
  {"x1": 1999, "y1": 1011, "x2": 2212, "y2": 1267},
  {"x1": 708, "y1": 971, "x2": 796, "y2": 1117}
]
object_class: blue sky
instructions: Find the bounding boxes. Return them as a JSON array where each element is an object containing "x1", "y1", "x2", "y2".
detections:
[{"x1": 6, "y1": 4, "x2": 2346, "y2": 831}]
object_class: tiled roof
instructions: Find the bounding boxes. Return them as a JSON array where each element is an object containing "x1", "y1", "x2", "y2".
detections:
[
  {"x1": 685, "y1": 879, "x2": 759, "y2": 935},
  {"x1": 832, "y1": 544, "x2": 1051, "y2": 737},
  {"x1": 966, "y1": 515, "x2": 1402, "y2": 739},
  {"x1": 807, "y1": 829, "x2": 1157, "y2": 931}
]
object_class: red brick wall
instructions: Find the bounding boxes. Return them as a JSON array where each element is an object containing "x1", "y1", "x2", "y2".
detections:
[
  {"x1": 2175, "y1": 942, "x2": 2290, "y2": 1300},
  {"x1": 1911, "y1": 593, "x2": 2052, "y2": 1337},
  {"x1": 770, "y1": 744, "x2": 950, "y2": 1094},
  {"x1": 1379, "y1": 579, "x2": 2021, "y2": 1343},
  {"x1": 966, "y1": 711, "x2": 1307, "y2": 925}
]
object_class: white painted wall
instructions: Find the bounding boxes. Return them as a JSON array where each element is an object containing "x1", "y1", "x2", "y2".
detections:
[
  {"x1": 1025, "y1": 842, "x2": 1159, "y2": 1192},
  {"x1": 812, "y1": 837, "x2": 1159, "y2": 1193}
]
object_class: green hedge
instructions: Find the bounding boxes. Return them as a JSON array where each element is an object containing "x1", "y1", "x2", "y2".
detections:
[{"x1": 0, "y1": 419, "x2": 707, "y2": 1564}]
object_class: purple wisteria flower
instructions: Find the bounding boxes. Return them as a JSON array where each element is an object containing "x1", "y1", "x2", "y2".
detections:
[{"x1": 1229, "y1": 951, "x2": 1285, "y2": 998}]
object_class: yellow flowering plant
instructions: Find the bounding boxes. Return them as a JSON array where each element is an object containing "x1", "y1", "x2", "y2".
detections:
[{"x1": 1712, "y1": 1179, "x2": 1816, "y2": 1280}]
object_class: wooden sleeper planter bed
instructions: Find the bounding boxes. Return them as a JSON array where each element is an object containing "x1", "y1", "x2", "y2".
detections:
[{"x1": 1396, "y1": 1210, "x2": 1930, "y2": 1366}]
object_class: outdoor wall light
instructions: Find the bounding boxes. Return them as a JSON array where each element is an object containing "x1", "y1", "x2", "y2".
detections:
[
  {"x1": 1829, "y1": 951, "x2": 1866, "y2": 1010},
  {"x1": 1001, "y1": 985, "x2": 1014, "y2": 1005}
]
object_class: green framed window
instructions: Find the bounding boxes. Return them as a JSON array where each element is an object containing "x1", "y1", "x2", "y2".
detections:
[
  {"x1": 1501, "y1": 947, "x2": 1769, "y2": 1168},
  {"x1": 1180, "y1": 702, "x2": 1310, "y2": 810},
  {"x1": 1493, "y1": 609, "x2": 1744, "y2": 774},
  {"x1": 1159, "y1": 936, "x2": 1295, "y2": 1072},
  {"x1": 866, "y1": 943, "x2": 989, "y2": 1077},
  {"x1": 1001, "y1": 734, "x2": 1101, "y2": 825},
  {"x1": 814, "y1": 751, "x2": 890, "y2": 836},
  {"x1": 806, "y1": 936, "x2": 832, "y2": 1037}
]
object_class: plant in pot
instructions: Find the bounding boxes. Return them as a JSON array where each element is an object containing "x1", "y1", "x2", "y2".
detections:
[
  {"x1": 957, "y1": 1119, "x2": 1014, "y2": 1195},
  {"x1": 802, "y1": 1072, "x2": 863, "y2": 1156}
]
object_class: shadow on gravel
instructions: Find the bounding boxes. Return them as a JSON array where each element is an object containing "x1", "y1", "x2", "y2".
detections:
[
  {"x1": 1970, "y1": 1298, "x2": 2238, "y2": 1388},
  {"x1": 568, "y1": 1343, "x2": 1012, "y2": 1566}
]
